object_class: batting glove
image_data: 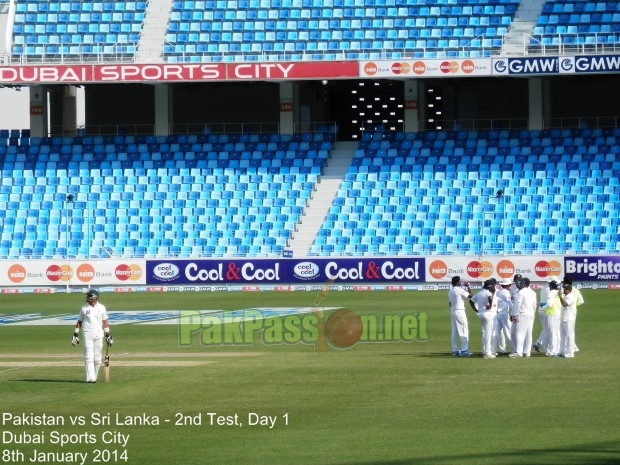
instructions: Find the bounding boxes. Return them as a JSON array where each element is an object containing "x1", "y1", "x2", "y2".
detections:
[
  {"x1": 105, "y1": 335, "x2": 114, "y2": 347},
  {"x1": 71, "y1": 335, "x2": 80, "y2": 347}
]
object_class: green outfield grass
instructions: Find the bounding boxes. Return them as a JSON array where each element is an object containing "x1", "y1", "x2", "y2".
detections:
[{"x1": 1, "y1": 289, "x2": 619, "y2": 465}]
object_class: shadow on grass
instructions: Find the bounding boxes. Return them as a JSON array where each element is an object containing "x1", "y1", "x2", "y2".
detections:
[
  {"x1": 11, "y1": 379, "x2": 85, "y2": 384},
  {"x1": 379, "y1": 352, "x2": 475, "y2": 358},
  {"x1": 334, "y1": 439, "x2": 620, "y2": 465}
]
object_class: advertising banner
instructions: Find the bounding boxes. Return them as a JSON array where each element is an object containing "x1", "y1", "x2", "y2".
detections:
[
  {"x1": 559, "y1": 54, "x2": 620, "y2": 74},
  {"x1": 0, "y1": 260, "x2": 146, "y2": 287},
  {"x1": 0, "y1": 61, "x2": 359, "y2": 84},
  {"x1": 146, "y1": 257, "x2": 425, "y2": 286},
  {"x1": 288, "y1": 257, "x2": 425, "y2": 284},
  {"x1": 425, "y1": 255, "x2": 564, "y2": 283},
  {"x1": 360, "y1": 58, "x2": 492, "y2": 78},
  {"x1": 564, "y1": 256, "x2": 620, "y2": 281},
  {"x1": 492, "y1": 57, "x2": 558, "y2": 75}
]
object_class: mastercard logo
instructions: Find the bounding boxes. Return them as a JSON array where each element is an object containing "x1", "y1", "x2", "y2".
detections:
[
  {"x1": 46, "y1": 264, "x2": 73, "y2": 282},
  {"x1": 429, "y1": 260, "x2": 448, "y2": 279},
  {"x1": 8, "y1": 264, "x2": 27, "y2": 283},
  {"x1": 496, "y1": 260, "x2": 515, "y2": 279},
  {"x1": 115, "y1": 264, "x2": 143, "y2": 282},
  {"x1": 391, "y1": 62, "x2": 411, "y2": 74},
  {"x1": 76, "y1": 263, "x2": 95, "y2": 282},
  {"x1": 439, "y1": 61, "x2": 459, "y2": 74},
  {"x1": 534, "y1": 260, "x2": 562, "y2": 278},
  {"x1": 413, "y1": 61, "x2": 426, "y2": 75},
  {"x1": 466, "y1": 260, "x2": 494, "y2": 279},
  {"x1": 461, "y1": 59, "x2": 475, "y2": 74},
  {"x1": 364, "y1": 62, "x2": 378, "y2": 76}
]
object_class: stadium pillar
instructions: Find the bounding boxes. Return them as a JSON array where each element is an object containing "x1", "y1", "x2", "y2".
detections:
[
  {"x1": 47, "y1": 86, "x2": 78, "y2": 136},
  {"x1": 29, "y1": 85, "x2": 48, "y2": 138},
  {"x1": 279, "y1": 82, "x2": 294, "y2": 135},
  {"x1": 528, "y1": 78, "x2": 546, "y2": 131},
  {"x1": 403, "y1": 81, "x2": 421, "y2": 132},
  {"x1": 154, "y1": 84, "x2": 171, "y2": 136}
]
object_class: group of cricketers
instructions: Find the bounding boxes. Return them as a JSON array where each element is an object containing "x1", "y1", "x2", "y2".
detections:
[{"x1": 448, "y1": 274, "x2": 583, "y2": 358}]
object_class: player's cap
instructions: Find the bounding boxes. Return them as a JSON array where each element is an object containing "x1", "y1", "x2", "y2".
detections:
[
  {"x1": 513, "y1": 273, "x2": 523, "y2": 280},
  {"x1": 499, "y1": 279, "x2": 513, "y2": 286},
  {"x1": 522, "y1": 277, "x2": 531, "y2": 286},
  {"x1": 483, "y1": 279, "x2": 495, "y2": 289}
]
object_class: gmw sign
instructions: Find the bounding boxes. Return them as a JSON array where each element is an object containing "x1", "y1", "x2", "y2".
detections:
[{"x1": 493, "y1": 57, "x2": 558, "y2": 75}]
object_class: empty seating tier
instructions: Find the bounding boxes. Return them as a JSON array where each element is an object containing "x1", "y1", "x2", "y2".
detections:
[
  {"x1": 164, "y1": 0, "x2": 519, "y2": 62},
  {"x1": 308, "y1": 128, "x2": 620, "y2": 256},
  {"x1": 1, "y1": 128, "x2": 619, "y2": 259},
  {"x1": 530, "y1": 0, "x2": 620, "y2": 52},
  {"x1": 12, "y1": 1, "x2": 146, "y2": 60},
  {"x1": 0, "y1": 130, "x2": 331, "y2": 259}
]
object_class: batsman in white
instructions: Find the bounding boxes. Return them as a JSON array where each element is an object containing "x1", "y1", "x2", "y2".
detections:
[{"x1": 71, "y1": 289, "x2": 113, "y2": 383}]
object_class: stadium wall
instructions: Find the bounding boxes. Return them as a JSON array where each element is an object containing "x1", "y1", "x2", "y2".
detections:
[{"x1": 2, "y1": 256, "x2": 619, "y2": 293}]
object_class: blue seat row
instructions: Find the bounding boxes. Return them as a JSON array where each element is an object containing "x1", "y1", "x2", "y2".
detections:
[
  {"x1": 542, "y1": 1, "x2": 619, "y2": 14},
  {"x1": 539, "y1": 13, "x2": 620, "y2": 24},
  {"x1": 15, "y1": 1, "x2": 146, "y2": 13},
  {"x1": 14, "y1": 12, "x2": 145, "y2": 24}
]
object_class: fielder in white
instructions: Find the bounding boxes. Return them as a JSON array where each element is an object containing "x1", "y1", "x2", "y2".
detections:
[
  {"x1": 71, "y1": 289, "x2": 113, "y2": 383},
  {"x1": 559, "y1": 284, "x2": 577, "y2": 358},
  {"x1": 495, "y1": 279, "x2": 513, "y2": 355},
  {"x1": 471, "y1": 280, "x2": 499, "y2": 359},
  {"x1": 509, "y1": 273, "x2": 522, "y2": 350},
  {"x1": 448, "y1": 276, "x2": 473, "y2": 357},
  {"x1": 533, "y1": 276, "x2": 554, "y2": 353},
  {"x1": 562, "y1": 276, "x2": 584, "y2": 353},
  {"x1": 509, "y1": 277, "x2": 537, "y2": 358},
  {"x1": 542, "y1": 280, "x2": 562, "y2": 357}
]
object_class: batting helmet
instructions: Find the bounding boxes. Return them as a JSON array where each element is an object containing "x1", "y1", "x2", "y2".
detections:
[{"x1": 86, "y1": 289, "x2": 100, "y2": 302}]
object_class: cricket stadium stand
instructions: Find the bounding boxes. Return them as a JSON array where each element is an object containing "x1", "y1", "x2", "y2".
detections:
[{"x1": 0, "y1": 128, "x2": 619, "y2": 259}]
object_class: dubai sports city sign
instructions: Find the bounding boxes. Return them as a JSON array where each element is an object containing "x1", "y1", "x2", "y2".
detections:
[{"x1": 2, "y1": 54, "x2": 620, "y2": 84}]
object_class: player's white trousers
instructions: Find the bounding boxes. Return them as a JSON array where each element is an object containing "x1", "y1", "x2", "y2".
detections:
[
  {"x1": 514, "y1": 313, "x2": 535, "y2": 357},
  {"x1": 451, "y1": 310, "x2": 469, "y2": 353},
  {"x1": 560, "y1": 320, "x2": 576, "y2": 357},
  {"x1": 494, "y1": 312, "x2": 512, "y2": 353},
  {"x1": 476, "y1": 310, "x2": 496, "y2": 356},
  {"x1": 535, "y1": 310, "x2": 548, "y2": 348},
  {"x1": 545, "y1": 314, "x2": 561, "y2": 356},
  {"x1": 83, "y1": 334, "x2": 104, "y2": 382}
]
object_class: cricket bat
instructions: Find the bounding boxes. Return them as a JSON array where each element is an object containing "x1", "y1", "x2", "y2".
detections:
[
  {"x1": 103, "y1": 345, "x2": 110, "y2": 384},
  {"x1": 312, "y1": 278, "x2": 335, "y2": 352},
  {"x1": 312, "y1": 307, "x2": 329, "y2": 352},
  {"x1": 314, "y1": 278, "x2": 335, "y2": 306}
]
